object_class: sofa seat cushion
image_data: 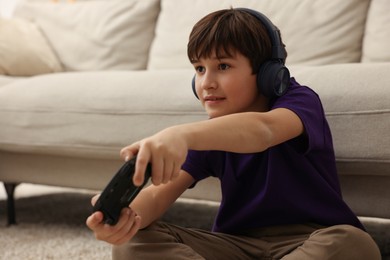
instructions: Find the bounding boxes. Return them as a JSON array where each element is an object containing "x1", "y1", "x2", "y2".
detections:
[
  {"x1": 0, "y1": 76, "x2": 22, "y2": 88},
  {"x1": 0, "y1": 64, "x2": 388, "y2": 170},
  {"x1": 0, "y1": 70, "x2": 206, "y2": 159}
]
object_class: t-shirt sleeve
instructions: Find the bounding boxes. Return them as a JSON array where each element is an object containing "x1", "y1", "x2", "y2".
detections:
[
  {"x1": 272, "y1": 78, "x2": 331, "y2": 154},
  {"x1": 182, "y1": 149, "x2": 215, "y2": 183}
]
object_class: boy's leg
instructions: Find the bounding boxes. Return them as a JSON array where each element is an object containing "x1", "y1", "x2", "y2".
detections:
[
  {"x1": 280, "y1": 225, "x2": 381, "y2": 260},
  {"x1": 113, "y1": 222, "x2": 380, "y2": 260},
  {"x1": 112, "y1": 221, "x2": 270, "y2": 260}
]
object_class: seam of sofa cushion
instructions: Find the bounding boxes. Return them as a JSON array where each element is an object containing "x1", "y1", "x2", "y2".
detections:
[
  {"x1": 1, "y1": 107, "x2": 388, "y2": 115},
  {"x1": 0, "y1": 109, "x2": 206, "y2": 115},
  {"x1": 336, "y1": 158, "x2": 390, "y2": 163},
  {"x1": 326, "y1": 109, "x2": 390, "y2": 115},
  {"x1": 0, "y1": 140, "x2": 388, "y2": 162}
]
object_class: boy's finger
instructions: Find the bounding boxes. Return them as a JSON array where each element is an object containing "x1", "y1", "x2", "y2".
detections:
[
  {"x1": 113, "y1": 215, "x2": 142, "y2": 245},
  {"x1": 120, "y1": 142, "x2": 139, "y2": 161},
  {"x1": 133, "y1": 148, "x2": 150, "y2": 186},
  {"x1": 120, "y1": 149, "x2": 133, "y2": 162},
  {"x1": 151, "y1": 156, "x2": 163, "y2": 185},
  {"x1": 86, "y1": 211, "x2": 104, "y2": 229},
  {"x1": 91, "y1": 194, "x2": 100, "y2": 206}
]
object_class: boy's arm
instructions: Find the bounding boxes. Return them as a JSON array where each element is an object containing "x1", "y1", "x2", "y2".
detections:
[{"x1": 123, "y1": 108, "x2": 303, "y2": 186}]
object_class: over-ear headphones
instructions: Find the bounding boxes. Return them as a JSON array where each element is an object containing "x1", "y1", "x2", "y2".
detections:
[{"x1": 191, "y1": 8, "x2": 290, "y2": 99}]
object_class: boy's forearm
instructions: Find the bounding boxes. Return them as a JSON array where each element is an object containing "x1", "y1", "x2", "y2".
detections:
[
  {"x1": 130, "y1": 187, "x2": 164, "y2": 229},
  {"x1": 175, "y1": 109, "x2": 303, "y2": 154},
  {"x1": 177, "y1": 112, "x2": 274, "y2": 153},
  {"x1": 129, "y1": 172, "x2": 194, "y2": 229}
]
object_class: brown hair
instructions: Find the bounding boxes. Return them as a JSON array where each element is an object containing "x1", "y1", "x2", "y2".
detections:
[{"x1": 187, "y1": 8, "x2": 279, "y2": 74}]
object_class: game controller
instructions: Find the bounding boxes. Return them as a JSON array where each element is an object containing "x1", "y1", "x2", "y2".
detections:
[{"x1": 93, "y1": 157, "x2": 151, "y2": 225}]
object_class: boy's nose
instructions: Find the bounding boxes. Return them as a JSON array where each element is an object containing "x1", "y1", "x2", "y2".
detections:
[{"x1": 200, "y1": 73, "x2": 218, "y2": 91}]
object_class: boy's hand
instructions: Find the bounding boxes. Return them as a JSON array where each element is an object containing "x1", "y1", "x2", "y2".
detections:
[
  {"x1": 86, "y1": 194, "x2": 141, "y2": 245},
  {"x1": 120, "y1": 126, "x2": 188, "y2": 186}
]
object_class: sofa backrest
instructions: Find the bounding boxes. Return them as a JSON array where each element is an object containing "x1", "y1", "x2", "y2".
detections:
[
  {"x1": 8, "y1": 0, "x2": 390, "y2": 73},
  {"x1": 147, "y1": 0, "x2": 371, "y2": 70},
  {"x1": 361, "y1": 0, "x2": 390, "y2": 62}
]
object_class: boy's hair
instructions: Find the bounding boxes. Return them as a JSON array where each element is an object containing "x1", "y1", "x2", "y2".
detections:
[{"x1": 187, "y1": 8, "x2": 286, "y2": 74}]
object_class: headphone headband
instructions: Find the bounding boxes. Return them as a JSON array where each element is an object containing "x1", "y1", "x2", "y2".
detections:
[{"x1": 235, "y1": 8, "x2": 286, "y2": 63}]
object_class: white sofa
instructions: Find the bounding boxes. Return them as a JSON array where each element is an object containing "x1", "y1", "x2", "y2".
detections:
[{"x1": 0, "y1": 0, "x2": 389, "y2": 257}]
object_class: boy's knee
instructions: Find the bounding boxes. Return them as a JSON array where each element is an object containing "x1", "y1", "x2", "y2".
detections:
[{"x1": 313, "y1": 225, "x2": 381, "y2": 260}]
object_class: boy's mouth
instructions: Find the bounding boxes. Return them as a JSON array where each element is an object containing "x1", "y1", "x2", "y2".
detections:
[{"x1": 204, "y1": 96, "x2": 225, "y2": 101}]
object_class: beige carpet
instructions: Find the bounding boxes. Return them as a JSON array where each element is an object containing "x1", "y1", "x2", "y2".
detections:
[
  {"x1": 3, "y1": 184, "x2": 387, "y2": 259},
  {"x1": 0, "y1": 184, "x2": 217, "y2": 260},
  {"x1": 0, "y1": 190, "x2": 112, "y2": 259}
]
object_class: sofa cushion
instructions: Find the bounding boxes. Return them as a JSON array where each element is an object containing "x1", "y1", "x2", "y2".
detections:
[
  {"x1": 0, "y1": 63, "x2": 388, "y2": 172},
  {"x1": 148, "y1": 0, "x2": 370, "y2": 70},
  {"x1": 0, "y1": 17, "x2": 63, "y2": 76},
  {"x1": 0, "y1": 76, "x2": 22, "y2": 88},
  {"x1": 14, "y1": 0, "x2": 160, "y2": 71},
  {"x1": 289, "y1": 63, "x2": 390, "y2": 177},
  {"x1": 361, "y1": 0, "x2": 390, "y2": 62},
  {"x1": 0, "y1": 70, "x2": 206, "y2": 159}
]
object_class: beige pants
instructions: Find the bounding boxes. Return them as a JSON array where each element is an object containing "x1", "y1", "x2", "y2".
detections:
[{"x1": 112, "y1": 221, "x2": 381, "y2": 260}]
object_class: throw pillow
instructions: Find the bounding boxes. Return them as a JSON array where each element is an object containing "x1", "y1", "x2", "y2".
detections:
[
  {"x1": 0, "y1": 17, "x2": 63, "y2": 76},
  {"x1": 361, "y1": 0, "x2": 390, "y2": 62},
  {"x1": 14, "y1": 0, "x2": 160, "y2": 71}
]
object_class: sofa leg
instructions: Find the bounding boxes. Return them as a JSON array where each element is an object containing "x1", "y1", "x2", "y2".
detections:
[{"x1": 3, "y1": 182, "x2": 18, "y2": 226}]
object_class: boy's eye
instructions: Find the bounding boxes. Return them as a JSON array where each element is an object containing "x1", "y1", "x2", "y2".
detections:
[
  {"x1": 195, "y1": 66, "x2": 205, "y2": 73},
  {"x1": 218, "y1": 64, "x2": 230, "y2": 70}
]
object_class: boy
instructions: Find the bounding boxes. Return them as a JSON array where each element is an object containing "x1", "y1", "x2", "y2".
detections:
[{"x1": 86, "y1": 8, "x2": 380, "y2": 259}]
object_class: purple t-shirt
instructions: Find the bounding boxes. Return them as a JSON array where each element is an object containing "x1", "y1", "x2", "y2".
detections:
[{"x1": 182, "y1": 78, "x2": 363, "y2": 234}]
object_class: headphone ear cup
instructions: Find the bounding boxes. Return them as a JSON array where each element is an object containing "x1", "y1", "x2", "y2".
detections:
[
  {"x1": 192, "y1": 75, "x2": 199, "y2": 99},
  {"x1": 257, "y1": 61, "x2": 290, "y2": 98}
]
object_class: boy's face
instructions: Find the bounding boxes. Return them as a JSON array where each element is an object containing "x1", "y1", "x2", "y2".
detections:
[{"x1": 192, "y1": 51, "x2": 268, "y2": 118}]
